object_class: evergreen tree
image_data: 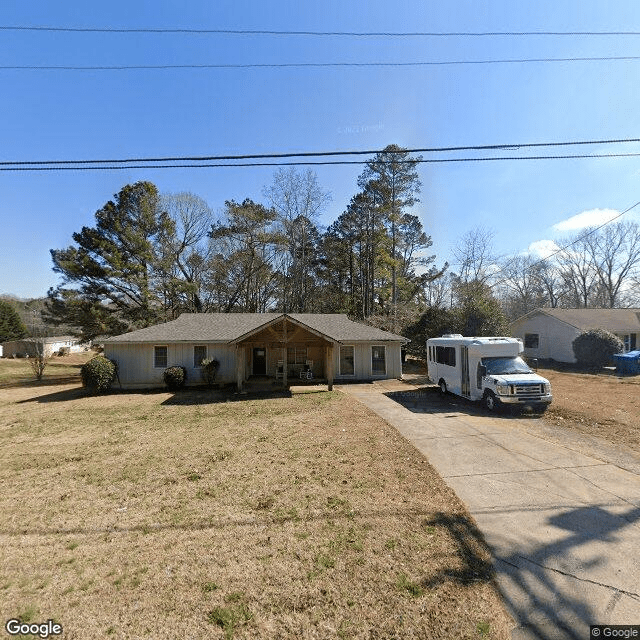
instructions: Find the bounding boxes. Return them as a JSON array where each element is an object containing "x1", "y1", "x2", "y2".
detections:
[
  {"x1": 45, "y1": 182, "x2": 172, "y2": 339},
  {"x1": 0, "y1": 300, "x2": 28, "y2": 342},
  {"x1": 358, "y1": 144, "x2": 423, "y2": 322}
]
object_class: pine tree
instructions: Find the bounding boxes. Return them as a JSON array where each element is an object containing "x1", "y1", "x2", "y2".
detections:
[
  {"x1": 0, "y1": 300, "x2": 28, "y2": 343},
  {"x1": 45, "y1": 182, "x2": 172, "y2": 339}
]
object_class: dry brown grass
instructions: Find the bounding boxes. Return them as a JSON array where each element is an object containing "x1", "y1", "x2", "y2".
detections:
[
  {"x1": 541, "y1": 367, "x2": 640, "y2": 453},
  {"x1": 0, "y1": 381, "x2": 512, "y2": 639},
  {"x1": 0, "y1": 352, "x2": 93, "y2": 388}
]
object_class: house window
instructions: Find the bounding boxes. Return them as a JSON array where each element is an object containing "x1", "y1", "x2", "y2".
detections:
[
  {"x1": 340, "y1": 346, "x2": 355, "y2": 375},
  {"x1": 371, "y1": 346, "x2": 386, "y2": 375},
  {"x1": 287, "y1": 346, "x2": 307, "y2": 365},
  {"x1": 435, "y1": 346, "x2": 456, "y2": 367},
  {"x1": 193, "y1": 345, "x2": 207, "y2": 368},
  {"x1": 524, "y1": 333, "x2": 539, "y2": 349},
  {"x1": 621, "y1": 334, "x2": 637, "y2": 352},
  {"x1": 154, "y1": 346, "x2": 168, "y2": 369}
]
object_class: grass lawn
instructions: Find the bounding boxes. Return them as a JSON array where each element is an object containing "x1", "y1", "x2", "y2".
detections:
[
  {"x1": 0, "y1": 352, "x2": 93, "y2": 388},
  {"x1": 0, "y1": 376, "x2": 512, "y2": 639}
]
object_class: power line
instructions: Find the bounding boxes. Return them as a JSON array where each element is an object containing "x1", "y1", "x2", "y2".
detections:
[
  {"x1": 492, "y1": 201, "x2": 640, "y2": 289},
  {"x1": 4, "y1": 56, "x2": 640, "y2": 71},
  {"x1": 2, "y1": 137, "x2": 640, "y2": 168},
  {"x1": 3, "y1": 26, "x2": 640, "y2": 37},
  {"x1": 2, "y1": 152, "x2": 640, "y2": 172}
]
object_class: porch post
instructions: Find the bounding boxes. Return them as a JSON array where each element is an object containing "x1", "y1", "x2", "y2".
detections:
[
  {"x1": 326, "y1": 343, "x2": 334, "y2": 391},
  {"x1": 236, "y1": 345, "x2": 244, "y2": 392},
  {"x1": 282, "y1": 319, "x2": 288, "y2": 388}
]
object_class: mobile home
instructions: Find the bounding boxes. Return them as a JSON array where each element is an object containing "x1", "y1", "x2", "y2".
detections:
[{"x1": 427, "y1": 334, "x2": 552, "y2": 411}]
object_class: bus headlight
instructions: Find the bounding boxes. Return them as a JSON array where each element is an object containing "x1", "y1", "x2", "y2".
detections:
[{"x1": 496, "y1": 384, "x2": 511, "y2": 395}]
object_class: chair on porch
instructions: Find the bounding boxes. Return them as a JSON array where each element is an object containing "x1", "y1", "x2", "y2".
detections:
[
  {"x1": 275, "y1": 360, "x2": 285, "y2": 380},
  {"x1": 299, "y1": 360, "x2": 313, "y2": 380}
]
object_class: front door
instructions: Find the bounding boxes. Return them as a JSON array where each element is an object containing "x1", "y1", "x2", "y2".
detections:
[{"x1": 253, "y1": 348, "x2": 266, "y2": 375}]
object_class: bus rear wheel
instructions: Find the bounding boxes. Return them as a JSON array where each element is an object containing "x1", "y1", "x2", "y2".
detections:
[{"x1": 439, "y1": 380, "x2": 447, "y2": 395}]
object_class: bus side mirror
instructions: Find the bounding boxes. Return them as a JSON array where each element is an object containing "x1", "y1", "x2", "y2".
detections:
[{"x1": 479, "y1": 365, "x2": 487, "y2": 377}]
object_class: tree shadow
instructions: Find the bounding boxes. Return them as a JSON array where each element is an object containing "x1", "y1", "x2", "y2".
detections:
[
  {"x1": 414, "y1": 505, "x2": 640, "y2": 638},
  {"x1": 161, "y1": 387, "x2": 293, "y2": 405},
  {"x1": 384, "y1": 385, "x2": 546, "y2": 421},
  {"x1": 419, "y1": 512, "x2": 496, "y2": 587},
  {"x1": 16, "y1": 386, "x2": 89, "y2": 403},
  {"x1": 490, "y1": 505, "x2": 640, "y2": 639}
]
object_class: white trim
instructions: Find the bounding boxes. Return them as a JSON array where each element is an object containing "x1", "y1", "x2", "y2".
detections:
[
  {"x1": 193, "y1": 344, "x2": 207, "y2": 368},
  {"x1": 371, "y1": 344, "x2": 387, "y2": 376},
  {"x1": 339, "y1": 345, "x2": 356, "y2": 376},
  {"x1": 153, "y1": 345, "x2": 168, "y2": 369}
]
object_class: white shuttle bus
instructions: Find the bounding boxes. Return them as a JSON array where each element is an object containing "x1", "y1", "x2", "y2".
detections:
[{"x1": 426, "y1": 335, "x2": 552, "y2": 411}]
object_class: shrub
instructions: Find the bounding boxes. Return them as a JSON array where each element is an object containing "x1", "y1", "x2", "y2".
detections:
[
  {"x1": 163, "y1": 366, "x2": 187, "y2": 390},
  {"x1": 200, "y1": 358, "x2": 220, "y2": 387},
  {"x1": 572, "y1": 328, "x2": 624, "y2": 369},
  {"x1": 81, "y1": 356, "x2": 116, "y2": 393}
]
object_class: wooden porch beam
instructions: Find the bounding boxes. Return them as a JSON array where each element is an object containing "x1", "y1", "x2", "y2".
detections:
[
  {"x1": 326, "y1": 343, "x2": 334, "y2": 391},
  {"x1": 236, "y1": 345, "x2": 244, "y2": 392},
  {"x1": 282, "y1": 319, "x2": 288, "y2": 388}
]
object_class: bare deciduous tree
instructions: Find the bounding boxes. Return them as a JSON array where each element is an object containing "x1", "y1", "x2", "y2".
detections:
[
  {"x1": 263, "y1": 168, "x2": 330, "y2": 312},
  {"x1": 498, "y1": 254, "x2": 546, "y2": 320},
  {"x1": 158, "y1": 192, "x2": 215, "y2": 314},
  {"x1": 452, "y1": 227, "x2": 499, "y2": 287},
  {"x1": 583, "y1": 221, "x2": 640, "y2": 308},
  {"x1": 26, "y1": 338, "x2": 48, "y2": 381}
]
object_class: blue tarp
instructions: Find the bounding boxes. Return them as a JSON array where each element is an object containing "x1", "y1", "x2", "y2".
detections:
[{"x1": 613, "y1": 350, "x2": 640, "y2": 375}]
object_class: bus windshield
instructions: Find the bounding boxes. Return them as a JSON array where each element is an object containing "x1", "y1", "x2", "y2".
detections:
[{"x1": 481, "y1": 356, "x2": 532, "y2": 375}]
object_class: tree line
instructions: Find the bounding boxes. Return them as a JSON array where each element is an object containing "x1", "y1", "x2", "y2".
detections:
[
  {"x1": 43, "y1": 143, "x2": 640, "y2": 349},
  {"x1": 45, "y1": 145, "x2": 446, "y2": 339}
]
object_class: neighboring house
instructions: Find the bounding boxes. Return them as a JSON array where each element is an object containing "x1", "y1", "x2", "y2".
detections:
[
  {"x1": 512, "y1": 308, "x2": 640, "y2": 363},
  {"x1": 103, "y1": 313, "x2": 408, "y2": 390},
  {"x1": 1, "y1": 336, "x2": 86, "y2": 358}
]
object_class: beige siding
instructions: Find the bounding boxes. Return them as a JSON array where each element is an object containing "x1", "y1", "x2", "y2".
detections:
[
  {"x1": 334, "y1": 342, "x2": 402, "y2": 380},
  {"x1": 104, "y1": 342, "x2": 236, "y2": 388},
  {"x1": 105, "y1": 340, "x2": 404, "y2": 388},
  {"x1": 512, "y1": 315, "x2": 580, "y2": 363}
]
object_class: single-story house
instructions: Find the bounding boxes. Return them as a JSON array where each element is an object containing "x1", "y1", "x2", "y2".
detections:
[
  {"x1": 103, "y1": 313, "x2": 409, "y2": 390},
  {"x1": 1, "y1": 336, "x2": 86, "y2": 358},
  {"x1": 511, "y1": 308, "x2": 640, "y2": 363}
]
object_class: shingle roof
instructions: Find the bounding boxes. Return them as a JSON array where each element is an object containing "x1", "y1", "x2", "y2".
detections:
[
  {"x1": 104, "y1": 313, "x2": 408, "y2": 344},
  {"x1": 517, "y1": 308, "x2": 640, "y2": 333}
]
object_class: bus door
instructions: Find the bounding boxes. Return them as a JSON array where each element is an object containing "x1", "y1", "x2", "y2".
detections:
[{"x1": 460, "y1": 346, "x2": 470, "y2": 397}]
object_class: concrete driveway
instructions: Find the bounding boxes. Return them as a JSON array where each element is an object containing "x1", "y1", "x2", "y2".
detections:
[{"x1": 337, "y1": 378, "x2": 640, "y2": 640}]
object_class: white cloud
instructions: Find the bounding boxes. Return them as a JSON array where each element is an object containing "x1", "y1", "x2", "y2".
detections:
[
  {"x1": 527, "y1": 239, "x2": 561, "y2": 259},
  {"x1": 552, "y1": 208, "x2": 620, "y2": 232}
]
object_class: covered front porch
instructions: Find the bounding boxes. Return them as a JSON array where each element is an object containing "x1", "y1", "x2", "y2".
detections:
[{"x1": 232, "y1": 315, "x2": 336, "y2": 391}]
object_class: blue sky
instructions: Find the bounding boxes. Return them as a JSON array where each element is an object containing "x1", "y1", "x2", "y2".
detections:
[{"x1": 2, "y1": 0, "x2": 640, "y2": 298}]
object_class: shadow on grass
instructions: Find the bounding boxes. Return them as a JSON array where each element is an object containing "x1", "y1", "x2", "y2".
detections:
[
  {"x1": 14, "y1": 384, "x2": 329, "y2": 405},
  {"x1": 161, "y1": 387, "x2": 293, "y2": 405},
  {"x1": 5, "y1": 500, "x2": 636, "y2": 638},
  {"x1": 0, "y1": 374, "x2": 82, "y2": 390},
  {"x1": 16, "y1": 386, "x2": 89, "y2": 403},
  {"x1": 420, "y1": 512, "x2": 495, "y2": 587}
]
